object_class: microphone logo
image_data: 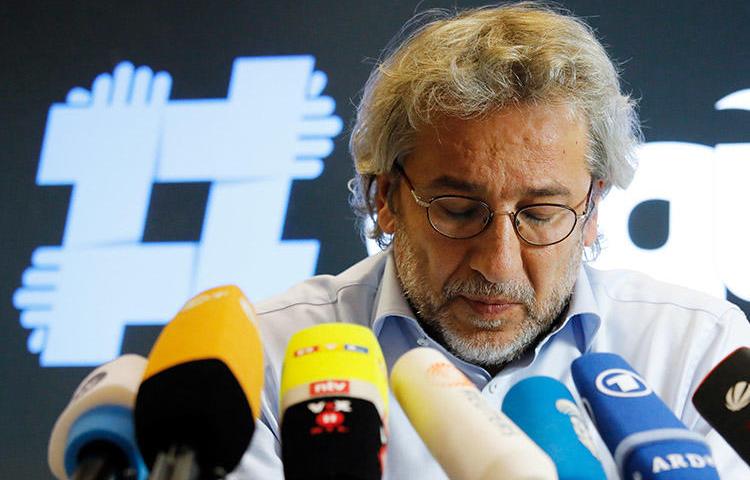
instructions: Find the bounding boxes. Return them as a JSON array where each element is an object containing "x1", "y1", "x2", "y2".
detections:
[
  {"x1": 595, "y1": 368, "x2": 652, "y2": 398},
  {"x1": 307, "y1": 400, "x2": 352, "y2": 434},
  {"x1": 725, "y1": 381, "x2": 750, "y2": 412},
  {"x1": 426, "y1": 361, "x2": 474, "y2": 388},
  {"x1": 555, "y1": 399, "x2": 598, "y2": 458},
  {"x1": 71, "y1": 371, "x2": 107, "y2": 400},
  {"x1": 294, "y1": 345, "x2": 319, "y2": 357},
  {"x1": 310, "y1": 380, "x2": 350, "y2": 396}
]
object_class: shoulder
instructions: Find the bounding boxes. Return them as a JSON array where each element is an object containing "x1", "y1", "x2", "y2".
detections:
[
  {"x1": 253, "y1": 252, "x2": 388, "y2": 361},
  {"x1": 582, "y1": 265, "x2": 749, "y2": 378},
  {"x1": 583, "y1": 265, "x2": 750, "y2": 416},
  {"x1": 256, "y1": 252, "x2": 385, "y2": 316},
  {"x1": 585, "y1": 265, "x2": 743, "y2": 323}
]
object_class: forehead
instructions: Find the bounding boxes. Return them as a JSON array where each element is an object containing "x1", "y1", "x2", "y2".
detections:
[{"x1": 407, "y1": 103, "x2": 590, "y2": 196}]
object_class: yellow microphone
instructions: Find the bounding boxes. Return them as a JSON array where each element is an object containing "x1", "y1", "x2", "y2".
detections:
[
  {"x1": 134, "y1": 285, "x2": 264, "y2": 479},
  {"x1": 280, "y1": 323, "x2": 388, "y2": 479}
]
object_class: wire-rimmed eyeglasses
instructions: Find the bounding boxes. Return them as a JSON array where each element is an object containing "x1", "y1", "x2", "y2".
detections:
[{"x1": 394, "y1": 164, "x2": 593, "y2": 246}]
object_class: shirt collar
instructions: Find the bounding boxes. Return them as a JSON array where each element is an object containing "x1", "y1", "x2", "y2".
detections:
[
  {"x1": 534, "y1": 262, "x2": 602, "y2": 356},
  {"x1": 371, "y1": 251, "x2": 416, "y2": 334},
  {"x1": 565, "y1": 263, "x2": 602, "y2": 350},
  {"x1": 370, "y1": 250, "x2": 603, "y2": 364}
]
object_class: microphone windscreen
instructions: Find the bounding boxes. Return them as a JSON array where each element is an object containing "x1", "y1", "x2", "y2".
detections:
[
  {"x1": 692, "y1": 346, "x2": 750, "y2": 463},
  {"x1": 502, "y1": 376, "x2": 606, "y2": 479},
  {"x1": 572, "y1": 352, "x2": 719, "y2": 479},
  {"x1": 135, "y1": 285, "x2": 264, "y2": 475},
  {"x1": 280, "y1": 323, "x2": 388, "y2": 480},
  {"x1": 48, "y1": 354, "x2": 147, "y2": 480},
  {"x1": 390, "y1": 347, "x2": 557, "y2": 480}
]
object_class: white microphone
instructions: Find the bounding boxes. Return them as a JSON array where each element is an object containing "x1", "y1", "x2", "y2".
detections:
[
  {"x1": 390, "y1": 347, "x2": 557, "y2": 480},
  {"x1": 48, "y1": 354, "x2": 147, "y2": 480}
]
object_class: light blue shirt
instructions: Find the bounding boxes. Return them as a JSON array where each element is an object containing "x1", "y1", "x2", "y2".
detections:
[{"x1": 230, "y1": 251, "x2": 750, "y2": 479}]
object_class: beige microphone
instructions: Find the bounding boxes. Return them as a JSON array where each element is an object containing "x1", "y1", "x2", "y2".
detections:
[
  {"x1": 390, "y1": 347, "x2": 558, "y2": 480},
  {"x1": 48, "y1": 354, "x2": 147, "y2": 480}
]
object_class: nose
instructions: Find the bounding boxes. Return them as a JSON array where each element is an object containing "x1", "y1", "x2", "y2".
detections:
[{"x1": 467, "y1": 212, "x2": 525, "y2": 283}]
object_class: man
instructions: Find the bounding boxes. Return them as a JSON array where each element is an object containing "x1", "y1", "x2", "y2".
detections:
[{"x1": 231, "y1": 3, "x2": 750, "y2": 478}]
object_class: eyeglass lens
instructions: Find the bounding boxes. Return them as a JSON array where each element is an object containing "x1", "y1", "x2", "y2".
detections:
[{"x1": 428, "y1": 197, "x2": 577, "y2": 244}]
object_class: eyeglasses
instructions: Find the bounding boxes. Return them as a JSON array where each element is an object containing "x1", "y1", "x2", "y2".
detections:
[{"x1": 394, "y1": 164, "x2": 593, "y2": 246}]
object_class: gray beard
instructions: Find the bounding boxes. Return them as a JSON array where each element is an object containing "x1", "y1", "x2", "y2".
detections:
[{"x1": 392, "y1": 226, "x2": 582, "y2": 370}]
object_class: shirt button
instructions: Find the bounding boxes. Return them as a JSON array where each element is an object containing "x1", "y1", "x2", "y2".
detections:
[
  {"x1": 416, "y1": 338, "x2": 429, "y2": 347},
  {"x1": 488, "y1": 382, "x2": 498, "y2": 394}
]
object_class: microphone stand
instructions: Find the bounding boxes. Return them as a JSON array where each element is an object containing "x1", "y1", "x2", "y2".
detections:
[
  {"x1": 71, "y1": 440, "x2": 137, "y2": 480},
  {"x1": 149, "y1": 445, "x2": 202, "y2": 480}
]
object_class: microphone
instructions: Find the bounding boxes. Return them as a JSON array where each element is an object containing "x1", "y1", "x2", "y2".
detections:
[
  {"x1": 279, "y1": 323, "x2": 389, "y2": 480},
  {"x1": 571, "y1": 352, "x2": 720, "y2": 479},
  {"x1": 48, "y1": 354, "x2": 148, "y2": 480},
  {"x1": 134, "y1": 285, "x2": 264, "y2": 479},
  {"x1": 390, "y1": 347, "x2": 557, "y2": 480},
  {"x1": 692, "y1": 346, "x2": 750, "y2": 464},
  {"x1": 502, "y1": 376, "x2": 606, "y2": 479}
]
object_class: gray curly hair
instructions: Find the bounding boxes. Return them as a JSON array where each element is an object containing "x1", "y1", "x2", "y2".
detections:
[{"x1": 348, "y1": 2, "x2": 642, "y2": 251}]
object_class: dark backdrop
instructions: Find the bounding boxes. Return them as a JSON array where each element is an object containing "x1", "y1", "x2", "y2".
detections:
[{"x1": 1, "y1": 1, "x2": 748, "y2": 477}]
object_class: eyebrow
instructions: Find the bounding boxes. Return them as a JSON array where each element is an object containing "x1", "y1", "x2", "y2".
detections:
[
  {"x1": 425, "y1": 175, "x2": 572, "y2": 198},
  {"x1": 426, "y1": 175, "x2": 479, "y2": 192},
  {"x1": 524, "y1": 184, "x2": 572, "y2": 197}
]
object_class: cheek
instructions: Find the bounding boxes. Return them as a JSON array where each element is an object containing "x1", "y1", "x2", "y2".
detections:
[
  {"x1": 408, "y1": 224, "x2": 468, "y2": 288},
  {"x1": 430, "y1": 242, "x2": 466, "y2": 285},
  {"x1": 521, "y1": 249, "x2": 551, "y2": 290},
  {"x1": 521, "y1": 244, "x2": 572, "y2": 293}
]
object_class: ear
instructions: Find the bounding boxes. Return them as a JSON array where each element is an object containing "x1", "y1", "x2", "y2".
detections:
[
  {"x1": 583, "y1": 179, "x2": 605, "y2": 247},
  {"x1": 583, "y1": 210, "x2": 598, "y2": 247},
  {"x1": 375, "y1": 174, "x2": 397, "y2": 234}
]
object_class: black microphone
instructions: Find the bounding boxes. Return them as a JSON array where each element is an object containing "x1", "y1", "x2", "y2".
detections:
[
  {"x1": 134, "y1": 286, "x2": 264, "y2": 479},
  {"x1": 692, "y1": 346, "x2": 750, "y2": 464},
  {"x1": 279, "y1": 323, "x2": 389, "y2": 480}
]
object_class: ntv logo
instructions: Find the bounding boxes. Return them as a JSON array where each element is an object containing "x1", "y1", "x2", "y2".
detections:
[{"x1": 13, "y1": 58, "x2": 342, "y2": 367}]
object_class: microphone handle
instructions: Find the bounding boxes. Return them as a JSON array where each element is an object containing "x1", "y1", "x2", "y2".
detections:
[
  {"x1": 149, "y1": 445, "x2": 203, "y2": 480},
  {"x1": 71, "y1": 440, "x2": 135, "y2": 480}
]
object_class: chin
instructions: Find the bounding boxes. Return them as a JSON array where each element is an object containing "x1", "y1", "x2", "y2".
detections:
[{"x1": 439, "y1": 321, "x2": 540, "y2": 367}]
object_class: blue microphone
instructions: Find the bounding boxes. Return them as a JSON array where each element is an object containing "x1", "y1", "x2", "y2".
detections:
[
  {"x1": 49, "y1": 354, "x2": 148, "y2": 480},
  {"x1": 572, "y1": 353, "x2": 719, "y2": 479},
  {"x1": 502, "y1": 376, "x2": 606, "y2": 479}
]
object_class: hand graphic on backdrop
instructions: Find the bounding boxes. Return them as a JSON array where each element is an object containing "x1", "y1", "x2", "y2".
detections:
[
  {"x1": 14, "y1": 244, "x2": 195, "y2": 366},
  {"x1": 17, "y1": 57, "x2": 344, "y2": 365},
  {"x1": 39, "y1": 61, "x2": 171, "y2": 246}
]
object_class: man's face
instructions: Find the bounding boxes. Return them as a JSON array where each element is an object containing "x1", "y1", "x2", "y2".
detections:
[{"x1": 376, "y1": 103, "x2": 599, "y2": 368}]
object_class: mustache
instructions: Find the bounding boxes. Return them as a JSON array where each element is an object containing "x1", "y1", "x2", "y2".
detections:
[{"x1": 442, "y1": 276, "x2": 536, "y2": 306}]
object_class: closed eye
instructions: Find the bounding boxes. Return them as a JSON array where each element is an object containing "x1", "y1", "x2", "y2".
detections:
[
  {"x1": 518, "y1": 206, "x2": 566, "y2": 225},
  {"x1": 432, "y1": 197, "x2": 487, "y2": 220}
]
